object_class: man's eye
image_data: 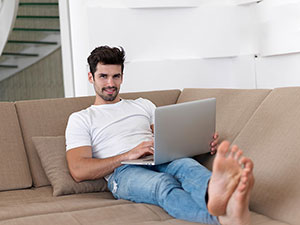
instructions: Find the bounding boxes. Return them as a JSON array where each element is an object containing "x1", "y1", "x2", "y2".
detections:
[
  {"x1": 100, "y1": 75, "x2": 107, "y2": 78},
  {"x1": 114, "y1": 75, "x2": 121, "y2": 79}
]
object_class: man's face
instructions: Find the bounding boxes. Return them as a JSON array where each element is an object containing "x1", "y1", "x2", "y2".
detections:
[{"x1": 88, "y1": 63, "x2": 123, "y2": 104}]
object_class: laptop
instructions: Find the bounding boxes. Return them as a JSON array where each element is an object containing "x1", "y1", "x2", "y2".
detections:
[{"x1": 121, "y1": 98, "x2": 216, "y2": 165}]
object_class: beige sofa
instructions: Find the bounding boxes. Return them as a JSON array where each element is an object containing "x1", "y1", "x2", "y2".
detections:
[{"x1": 1, "y1": 87, "x2": 300, "y2": 225}]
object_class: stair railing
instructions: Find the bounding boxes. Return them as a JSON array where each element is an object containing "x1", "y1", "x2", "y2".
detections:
[{"x1": 0, "y1": 0, "x2": 19, "y2": 55}]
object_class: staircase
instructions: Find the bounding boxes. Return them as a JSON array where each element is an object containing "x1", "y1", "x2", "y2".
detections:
[{"x1": 0, "y1": 0, "x2": 61, "y2": 83}]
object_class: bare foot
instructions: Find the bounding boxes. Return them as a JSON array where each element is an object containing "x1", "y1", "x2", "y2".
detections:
[
  {"x1": 218, "y1": 158, "x2": 254, "y2": 225},
  {"x1": 207, "y1": 141, "x2": 243, "y2": 216}
]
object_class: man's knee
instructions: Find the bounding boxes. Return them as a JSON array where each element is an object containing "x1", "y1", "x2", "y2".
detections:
[
  {"x1": 170, "y1": 157, "x2": 200, "y2": 168},
  {"x1": 156, "y1": 174, "x2": 180, "y2": 199},
  {"x1": 175, "y1": 157, "x2": 198, "y2": 164}
]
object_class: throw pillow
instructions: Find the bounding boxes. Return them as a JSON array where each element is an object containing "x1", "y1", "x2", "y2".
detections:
[{"x1": 32, "y1": 136, "x2": 107, "y2": 196}]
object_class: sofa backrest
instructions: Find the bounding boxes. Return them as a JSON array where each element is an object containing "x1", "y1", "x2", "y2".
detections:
[
  {"x1": 15, "y1": 90, "x2": 181, "y2": 187},
  {"x1": 232, "y1": 87, "x2": 300, "y2": 225},
  {"x1": 0, "y1": 102, "x2": 32, "y2": 191},
  {"x1": 120, "y1": 89, "x2": 181, "y2": 107},
  {"x1": 177, "y1": 88, "x2": 271, "y2": 169},
  {"x1": 15, "y1": 96, "x2": 95, "y2": 187}
]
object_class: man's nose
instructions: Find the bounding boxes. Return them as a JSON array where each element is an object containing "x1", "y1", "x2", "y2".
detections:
[{"x1": 107, "y1": 77, "x2": 115, "y2": 86}]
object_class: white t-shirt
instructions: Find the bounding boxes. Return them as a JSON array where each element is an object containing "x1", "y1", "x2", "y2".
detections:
[{"x1": 65, "y1": 98, "x2": 156, "y2": 160}]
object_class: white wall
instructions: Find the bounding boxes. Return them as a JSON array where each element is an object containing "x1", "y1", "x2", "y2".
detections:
[
  {"x1": 59, "y1": 0, "x2": 300, "y2": 97},
  {"x1": 122, "y1": 56, "x2": 256, "y2": 92},
  {"x1": 255, "y1": 0, "x2": 300, "y2": 88}
]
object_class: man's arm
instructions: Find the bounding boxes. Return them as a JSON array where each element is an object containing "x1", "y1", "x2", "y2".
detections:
[{"x1": 66, "y1": 141, "x2": 154, "y2": 182}]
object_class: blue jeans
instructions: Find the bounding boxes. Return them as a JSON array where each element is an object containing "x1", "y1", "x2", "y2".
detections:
[{"x1": 107, "y1": 158, "x2": 220, "y2": 224}]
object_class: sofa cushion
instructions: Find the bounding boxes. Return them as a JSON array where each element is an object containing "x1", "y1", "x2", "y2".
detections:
[
  {"x1": 0, "y1": 186, "x2": 115, "y2": 209},
  {"x1": 232, "y1": 87, "x2": 300, "y2": 225},
  {"x1": 0, "y1": 187, "x2": 289, "y2": 225},
  {"x1": 15, "y1": 90, "x2": 180, "y2": 187},
  {"x1": 15, "y1": 96, "x2": 95, "y2": 187},
  {"x1": 0, "y1": 186, "x2": 173, "y2": 225},
  {"x1": 32, "y1": 136, "x2": 107, "y2": 196},
  {"x1": 177, "y1": 88, "x2": 271, "y2": 169},
  {"x1": 0, "y1": 213, "x2": 289, "y2": 225},
  {"x1": 0, "y1": 186, "x2": 120, "y2": 222},
  {"x1": 0, "y1": 102, "x2": 32, "y2": 191}
]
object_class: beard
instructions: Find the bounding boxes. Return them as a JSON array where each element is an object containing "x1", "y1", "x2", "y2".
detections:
[{"x1": 97, "y1": 86, "x2": 119, "y2": 102}]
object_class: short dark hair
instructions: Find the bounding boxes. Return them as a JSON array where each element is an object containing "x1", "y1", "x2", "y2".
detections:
[{"x1": 87, "y1": 46, "x2": 125, "y2": 77}]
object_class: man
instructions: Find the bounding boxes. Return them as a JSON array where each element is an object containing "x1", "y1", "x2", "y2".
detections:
[{"x1": 66, "y1": 46, "x2": 254, "y2": 225}]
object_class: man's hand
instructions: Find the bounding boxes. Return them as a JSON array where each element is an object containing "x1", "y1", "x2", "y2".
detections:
[
  {"x1": 67, "y1": 141, "x2": 154, "y2": 182},
  {"x1": 210, "y1": 132, "x2": 219, "y2": 155},
  {"x1": 125, "y1": 141, "x2": 154, "y2": 160}
]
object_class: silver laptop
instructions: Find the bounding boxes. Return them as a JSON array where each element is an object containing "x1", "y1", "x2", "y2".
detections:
[{"x1": 121, "y1": 98, "x2": 216, "y2": 166}]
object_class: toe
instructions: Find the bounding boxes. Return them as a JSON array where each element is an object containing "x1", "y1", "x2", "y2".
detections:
[
  {"x1": 234, "y1": 149, "x2": 243, "y2": 161},
  {"x1": 245, "y1": 159, "x2": 254, "y2": 171},
  {"x1": 240, "y1": 157, "x2": 254, "y2": 171},
  {"x1": 238, "y1": 180, "x2": 248, "y2": 192},
  {"x1": 229, "y1": 145, "x2": 239, "y2": 158},
  {"x1": 217, "y1": 141, "x2": 230, "y2": 156}
]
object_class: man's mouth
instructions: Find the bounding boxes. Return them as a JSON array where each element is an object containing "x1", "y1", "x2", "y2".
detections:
[{"x1": 103, "y1": 87, "x2": 117, "y2": 95}]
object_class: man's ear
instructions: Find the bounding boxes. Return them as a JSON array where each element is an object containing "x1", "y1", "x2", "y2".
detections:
[{"x1": 88, "y1": 72, "x2": 94, "y2": 84}]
